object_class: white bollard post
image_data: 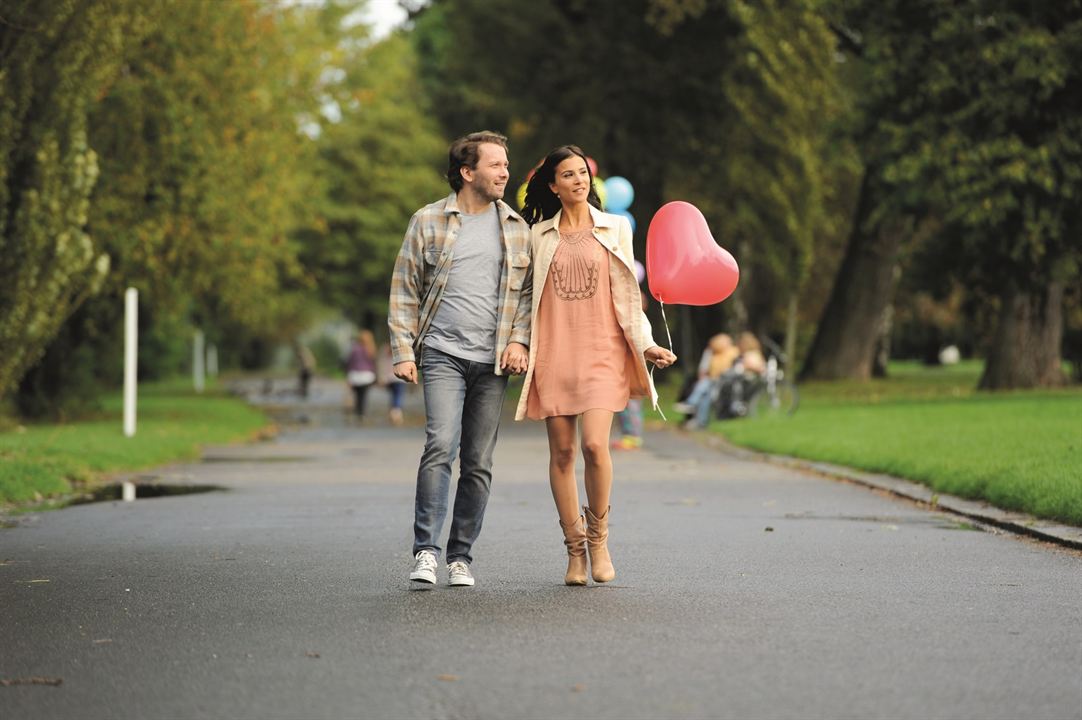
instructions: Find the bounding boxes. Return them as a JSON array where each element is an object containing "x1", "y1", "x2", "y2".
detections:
[
  {"x1": 207, "y1": 343, "x2": 218, "y2": 378},
  {"x1": 193, "y1": 329, "x2": 205, "y2": 394},
  {"x1": 123, "y1": 288, "x2": 138, "y2": 437}
]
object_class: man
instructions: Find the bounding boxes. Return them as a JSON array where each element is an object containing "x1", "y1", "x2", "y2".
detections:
[{"x1": 388, "y1": 131, "x2": 532, "y2": 588}]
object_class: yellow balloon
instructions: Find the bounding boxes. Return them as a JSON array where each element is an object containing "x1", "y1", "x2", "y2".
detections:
[
  {"x1": 593, "y1": 176, "x2": 607, "y2": 209},
  {"x1": 516, "y1": 182, "x2": 528, "y2": 209}
]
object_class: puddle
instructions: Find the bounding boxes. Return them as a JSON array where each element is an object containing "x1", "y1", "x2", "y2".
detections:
[{"x1": 70, "y1": 483, "x2": 224, "y2": 505}]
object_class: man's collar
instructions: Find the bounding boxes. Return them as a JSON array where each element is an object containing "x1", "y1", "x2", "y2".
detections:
[{"x1": 444, "y1": 192, "x2": 524, "y2": 224}]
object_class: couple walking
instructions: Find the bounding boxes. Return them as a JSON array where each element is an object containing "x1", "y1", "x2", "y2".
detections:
[{"x1": 388, "y1": 131, "x2": 676, "y2": 588}]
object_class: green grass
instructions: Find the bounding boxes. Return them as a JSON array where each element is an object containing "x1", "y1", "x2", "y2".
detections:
[
  {"x1": 0, "y1": 379, "x2": 270, "y2": 506},
  {"x1": 658, "y1": 361, "x2": 1082, "y2": 526}
]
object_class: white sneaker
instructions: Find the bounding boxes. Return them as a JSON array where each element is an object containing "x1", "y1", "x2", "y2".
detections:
[
  {"x1": 409, "y1": 550, "x2": 437, "y2": 584},
  {"x1": 447, "y1": 561, "x2": 475, "y2": 587}
]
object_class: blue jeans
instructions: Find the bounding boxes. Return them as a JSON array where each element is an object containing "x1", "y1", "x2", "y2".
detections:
[
  {"x1": 413, "y1": 345, "x2": 507, "y2": 565},
  {"x1": 685, "y1": 377, "x2": 718, "y2": 427},
  {"x1": 616, "y1": 398, "x2": 643, "y2": 438}
]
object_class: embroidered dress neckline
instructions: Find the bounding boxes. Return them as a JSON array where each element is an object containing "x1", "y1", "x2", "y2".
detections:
[
  {"x1": 558, "y1": 228, "x2": 594, "y2": 245},
  {"x1": 553, "y1": 227, "x2": 600, "y2": 301}
]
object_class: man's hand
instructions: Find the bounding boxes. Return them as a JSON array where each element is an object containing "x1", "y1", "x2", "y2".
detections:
[
  {"x1": 645, "y1": 346, "x2": 677, "y2": 369},
  {"x1": 393, "y1": 361, "x2": 418, "y2": 384},
  {"x1": 500, "y1": 342, "x2": 529, "y2": 375}
]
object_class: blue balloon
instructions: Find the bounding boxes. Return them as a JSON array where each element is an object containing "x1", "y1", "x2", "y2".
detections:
[
  {"x1": 617, "y1": 209, "x2": 636, "y2": 234},
  {"x1": 604, "y1": 176, "x2": 634, "y2": 213}
]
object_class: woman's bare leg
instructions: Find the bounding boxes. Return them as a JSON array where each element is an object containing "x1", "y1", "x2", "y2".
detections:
[
  {"x1": 580, "y1": 409, "x2": 615, "y2": 515},
  {"x1": 545, "y1": 415, "x2": 580, "y2": 524}
]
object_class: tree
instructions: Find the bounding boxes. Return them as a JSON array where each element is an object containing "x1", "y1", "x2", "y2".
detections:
[
  {"x1": 411, "y1": 0, "x2": 841, "y2": 361},
  {"x1": 0, "y1": 0, "x2": 137, "y2": 404},
  {"x1": 11, "y1": 0, "x2": 333, "y2": 415},
  {"x1": 906, "y1": 2, "x2": 1082, "y2": 388},
  {"x1": 295, "y1": 30, "x2": 447, "y2": 329},
  {"x1": 805, "y1": 1, "x2": 1082, "y2": 388},
  {"x1": 800, "y1": 2, "x2": 944, "y2": 381}
]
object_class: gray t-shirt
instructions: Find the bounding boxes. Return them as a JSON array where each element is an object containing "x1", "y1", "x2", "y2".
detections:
[{"x1": 424, "y1": 203, "x2": 504, "y2": 363}]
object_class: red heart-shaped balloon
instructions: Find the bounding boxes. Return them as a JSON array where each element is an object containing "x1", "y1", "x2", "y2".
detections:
[{"x1": 646, "y1": 201, "x2": 739, "y2": 306}]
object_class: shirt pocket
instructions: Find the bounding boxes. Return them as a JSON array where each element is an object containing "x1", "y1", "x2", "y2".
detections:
[{"x1": 508, "y1": 252, "x2": 530, "y2": 290}]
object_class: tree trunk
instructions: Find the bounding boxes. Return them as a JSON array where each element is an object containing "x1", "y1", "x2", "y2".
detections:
[
  {"x1": 979, "y1": 280, "x2": 1066, "y2": 390},
  {"x1": 800, "y1": 168, "x2": 905, "y2": 381},
  {"x1": 784, "y1": 291, "x2": 798, "y2": 366},
  {"x1": 871, "y1": 303, "x2": 893, "y2": 378},
  {"x1": 679, "y1": 305, "x2": 697, "y2": 371},
  {"x1": 727, "y1": 239, "x2": 751, "y2": 332}
]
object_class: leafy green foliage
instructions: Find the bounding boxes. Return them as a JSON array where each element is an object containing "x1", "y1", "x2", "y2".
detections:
[
  {"x1": 0, "y1": 0, "x2": 134, "y2": 403},
  {"x1": 6, "y1": 0, "x2": 338, "y2": 416},
  {"x1": 87, "y1": 0, "x2": 318, "y2": 341},
  {"x1": 858, "y1": 1, "x2": 1082, "y2": 291},
  {"x1": 296, "y1": 31, "x2": 447, "y2": 328},
  {"x1": 412, "y1": 0, "x2": 845, "y2": 345},
  {"x1": 826, "y1": 0, "x2": 1082, "y2": 387}
]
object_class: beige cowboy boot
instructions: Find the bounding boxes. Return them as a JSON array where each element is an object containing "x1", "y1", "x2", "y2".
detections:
[
  {"x1": 560, "y1": 515, "x2": 588, "y2": 586},
  {"x1": 584, "y1": 505, "x2": 615, "y2": 583}
]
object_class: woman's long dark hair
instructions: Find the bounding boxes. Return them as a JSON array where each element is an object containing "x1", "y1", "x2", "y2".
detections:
[{"x1": 520, "y1": 145, "x2": 602, "y2": 226}]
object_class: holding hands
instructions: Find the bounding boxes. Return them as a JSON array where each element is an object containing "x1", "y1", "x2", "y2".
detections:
[
  {"x1": 396, "y1": 342, "x2": 528, "y2": 385},
  {"x1": 501, "y1": 342, "x2": 529, "y2": 375},
  {"x1": 645, "y1": 346, "x2": 677, "y2": 369}
]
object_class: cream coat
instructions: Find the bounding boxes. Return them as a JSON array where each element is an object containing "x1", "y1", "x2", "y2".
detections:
[{"x1": 514, "y1": 204, "x2": 660, "y2": 421}]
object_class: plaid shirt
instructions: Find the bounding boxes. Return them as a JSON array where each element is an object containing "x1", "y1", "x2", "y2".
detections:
[{"x1": 388, "y1": 192, "x2": 533, "y2": 374}]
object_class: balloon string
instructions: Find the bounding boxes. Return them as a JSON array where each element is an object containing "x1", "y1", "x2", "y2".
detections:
[
  {"x1": 660, "y1": 299, "x2": 674, "y2": 352},
  {"x1": 648, "y1": 297, "x2": 672, "y2": 422}
]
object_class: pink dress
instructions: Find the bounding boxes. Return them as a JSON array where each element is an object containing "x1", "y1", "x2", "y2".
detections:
[{"x1": 526, "y1": 227, "x2": 636, "y2": 419}]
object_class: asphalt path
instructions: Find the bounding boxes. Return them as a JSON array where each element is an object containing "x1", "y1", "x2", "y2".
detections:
[{"x1": 2, "y1": 379, "x2": 1080, "y2": 719}]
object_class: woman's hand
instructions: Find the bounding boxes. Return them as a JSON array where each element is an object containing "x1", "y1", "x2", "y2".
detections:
[
  {"x1": 500, "y1": 342, "x2": 529, "y2": 375},
  {"x1": 645, "y1": 346, "x2": 677, "y2": 369}
]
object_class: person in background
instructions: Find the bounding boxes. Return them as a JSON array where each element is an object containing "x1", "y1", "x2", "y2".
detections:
[
  {"x1": 675, "y1": 333, "x2": 739, "y2": 429},
  {"x1": 294, "y1": 340, "x2": 316, "y2": 399},
  {"x1": 345, "y1": 329, "x2": 378, "y2": 417},
  {"x1": 612, "y1": 397, "x2": 644, "y2": 450},
  {"x1": 736, "y1": 332, "x2": 766, "y2": 376},
  {"x1": 377, "y1": 341, "x2": 406, "y2": 426}
]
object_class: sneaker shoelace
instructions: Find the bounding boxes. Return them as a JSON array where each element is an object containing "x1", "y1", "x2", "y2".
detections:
[
  {"x1": 448, "y1": 562, "x2": 469, "y2": 578},
  {"x1": 416, "y1": 553, "x2": 436, "y2": 571}
]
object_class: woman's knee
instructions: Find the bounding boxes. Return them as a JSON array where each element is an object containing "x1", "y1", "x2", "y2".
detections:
[
  {"x1": 550, "y1": 444, "x2": 576, "y2": 471},
  {"x1": 581, "y1": 437, "x2": 609, "y2": 465}
]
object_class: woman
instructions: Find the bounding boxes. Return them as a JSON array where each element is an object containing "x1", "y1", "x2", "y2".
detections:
[
  {"x1": 515, "y1": 145, "x2": 676, "y2": 586},
  {"x1": 736, "y1": 332, "x2": 766, "y2": 376},
  {"x1": 345, "y1": 330, "x2": 377, "y2": 417}
]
